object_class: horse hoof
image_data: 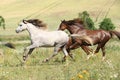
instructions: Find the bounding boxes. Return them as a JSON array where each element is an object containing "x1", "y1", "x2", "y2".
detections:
[
  {"x1": 62, "y1": 59, "x2": 66, "y2": 63},
  {"x1": 102, "y1": 57, "x2": 106, "y2": 61},
  {"x1": 87, "y1": 55, "x2": 91, "y2": 60},
  {"x1": 23, "y1": 56, "x2": 26, "y2": 61}
]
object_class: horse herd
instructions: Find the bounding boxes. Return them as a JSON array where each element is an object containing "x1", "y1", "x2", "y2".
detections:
[{"x1": 16, "y1": 18, "x2": 120, "y2": 63}]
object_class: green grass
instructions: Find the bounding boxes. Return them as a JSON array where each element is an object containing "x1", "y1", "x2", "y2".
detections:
[
  {"x1": 0, "y1": 40, "x2": 120, "y2": 80},
  {"x1": 0, "y1": 0, "x2": 120, "y2": 80}
]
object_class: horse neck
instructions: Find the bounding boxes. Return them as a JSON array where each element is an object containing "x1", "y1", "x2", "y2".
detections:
[
  {"x1": 67, "y1": 25, "x2": 81, "y2": 34},
  {"x1": 26, "y1": 24, "x2": 43, "y2": 37}
]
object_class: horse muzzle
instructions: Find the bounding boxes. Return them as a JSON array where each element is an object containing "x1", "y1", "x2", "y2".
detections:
[{"x1": 15, "y1": 30, "x2": 20, "y2": 33}]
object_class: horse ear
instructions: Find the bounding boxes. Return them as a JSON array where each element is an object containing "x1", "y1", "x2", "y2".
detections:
[
  {"x1": 63, "y1": 19, "x2": 66, "y2": 22},
  {"x1": 23, "y1": 20, "x2": 27, "y2": 24},
  {"x1": 61, "y1": 20, "x2": 65, "y2": 22}
]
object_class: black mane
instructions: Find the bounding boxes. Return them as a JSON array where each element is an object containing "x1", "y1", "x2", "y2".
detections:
[
  {"x1": 27, "y1": 19, "x2": 47, "y2": 28},
  {"x1": 62, "y1": 18, "x2": 85, "y2": 29},
  {"x1": 66, "y1": 18, "x2": 84, "y2": 25}
]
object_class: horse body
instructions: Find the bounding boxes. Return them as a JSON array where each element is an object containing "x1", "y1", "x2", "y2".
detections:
[
  {"x1": 58, "y1": 21, "x2": 93, "y2": 59},
  {"x1": 58, "y1": 20, "x2": 120, "y2": 60},
  {"x1": 28, "y1": 28, "x2": 69, "y2": 47},
  {"x1": 16, "y1": 19, "x2": 69, "y2": 62},
  {"x1": 76, "y1": 29, "x2": 111, "y2": 45}
]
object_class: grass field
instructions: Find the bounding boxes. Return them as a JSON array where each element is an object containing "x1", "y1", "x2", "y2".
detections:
[{"x1": 0, "y1": 0, "x2": 120, "y2": 80}]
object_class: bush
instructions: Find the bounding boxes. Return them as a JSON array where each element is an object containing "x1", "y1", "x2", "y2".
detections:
[
  {"x1": 99, "y1": 18, "x2": 115, "y2": 31},
  {"x1": 78, "y1": 11, "x2": 96, "y2": 30}
]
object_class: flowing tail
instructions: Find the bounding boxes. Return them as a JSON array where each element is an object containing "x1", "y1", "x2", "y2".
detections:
[
  {"x1": 71, "y1": 34, "x2": 93, "y2": 46},
  {"x1": 109, "y1": 31, "x2": 120, "y2": 40}
]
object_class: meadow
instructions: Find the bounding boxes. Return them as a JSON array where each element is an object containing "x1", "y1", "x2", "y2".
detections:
[{"x1": 0, "y1": 0, "x2": 120, "y2": 80}]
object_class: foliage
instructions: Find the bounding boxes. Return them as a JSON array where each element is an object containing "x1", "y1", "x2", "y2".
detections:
[
  {"x1": 0, "y1": 76, "x2": 9, "y2": 80},
  {"x1": 0, "y1": 16, "x2": 5, "y2": 29},
  {"x1": 78, "y1": 11, "x2": 96, "y2": 30},
  {"x1": 99, "y1": 18, "x2": 116, "y2": 31}
]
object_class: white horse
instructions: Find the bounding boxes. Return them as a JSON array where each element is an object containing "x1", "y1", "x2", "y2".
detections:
[{"x1": 16, "y1": 19, "x2": 69, "y2": 62}]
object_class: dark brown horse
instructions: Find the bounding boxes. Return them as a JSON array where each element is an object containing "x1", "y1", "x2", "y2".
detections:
[
  {"x1": 58, "y1": 19, "x2": 120, "y2": 60},
  {"x1": 58, "y1": 19, "x2": 93, "y2": 60}
]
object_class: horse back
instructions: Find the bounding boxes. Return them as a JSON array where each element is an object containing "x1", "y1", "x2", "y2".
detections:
[{"x1": 77, "y1": 29, "x2": 111, "y2": 44}]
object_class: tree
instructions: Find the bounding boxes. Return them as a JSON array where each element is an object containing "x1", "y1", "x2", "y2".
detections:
[
  {"x1": 0, "y1": 16, "x2": 5, "y2": 29},
  {"x1": 78, "y1": 11, "x2": 96, "y2": 30},
  {"x1": 0, "y1": 16, "x2": 15, "y2": 49},
  {"x1": 99, "y1": 18, "x2": 115, "y2": 31}
]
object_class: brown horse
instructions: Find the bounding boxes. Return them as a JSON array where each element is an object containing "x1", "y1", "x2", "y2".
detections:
[
  {"x1": 58, "y1": 19, "x2": 93, "y2": 60},
  {"x1": 58, "y1": 19, "x2": 120, "y2": 60}
]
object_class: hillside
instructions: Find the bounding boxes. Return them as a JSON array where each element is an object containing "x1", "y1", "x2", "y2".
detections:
[{"x1": 0, "y1": 0, "x2": 120, "y2": 34}]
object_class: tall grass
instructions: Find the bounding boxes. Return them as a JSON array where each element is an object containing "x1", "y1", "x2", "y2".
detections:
[{"x1": 0, "y1": 40, "x2": 120, "y2": 80}]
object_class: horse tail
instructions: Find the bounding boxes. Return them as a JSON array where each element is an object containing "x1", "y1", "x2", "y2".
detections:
[
  {"x1": 109, "y1": 31, "x2": 120, "y2": 40},
  {"x1": 71, "y1": 34, "x2": 93, "y2": 46}
]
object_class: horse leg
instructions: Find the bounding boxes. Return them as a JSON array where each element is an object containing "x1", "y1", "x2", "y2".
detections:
[
  {"x1": 54, "y1": 48, "x2": 74, "y2": 59},
  {"x1": 94, "y1": 44, "x2": 102, "y2": 55},
  {"x1": 81, "y1": 46, "x2": 93, "y2": 60},
  {"x1": 69, "y1": 40, "x2": 92, "y2": 60},
  {"x1": 64, "y1": 38, "x2": 75, "y2": 60},
  {"x1": 101, "y1": 46, "x2": 106, "y2": 61},
  {"x1": 85, "y1": 46, "x2": 93, "y2": 53},
  {"x1": 64, "y1": 45, "x2": 73, "y2": 60},
  {"x1": 100, "y1": 41, "x2": 108, "y2": 61},
  {"x1": 23, "y1": 48, "x2": 35, "y2": 61},
  {"x1": 70, "y1": 41, "x2": 93, "y2": 60},
  {"x1": 69, "y1": 42, "x2": 78, "y2": 49},
  {"x1": 67, "y1": 49, "x2": 74, "y2": 60},
  {"x1": 43, "y1": 46, "x2": 60, "y2": 62},
  {"x1": 23, "y1": 44, "x2": 37, "y2": 62},
  {"x1": 61, "y1": 45, "x2": 69, "y2": 62}
]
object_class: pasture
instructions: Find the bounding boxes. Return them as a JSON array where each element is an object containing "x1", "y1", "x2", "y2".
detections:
[{"x1": 0, "y1": 0, "x2": 120, "y2": 80}]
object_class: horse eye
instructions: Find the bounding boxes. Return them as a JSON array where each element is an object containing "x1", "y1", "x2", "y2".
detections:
[{"x1": 19, "y1": 24, "x2": 22, "y2": 26}]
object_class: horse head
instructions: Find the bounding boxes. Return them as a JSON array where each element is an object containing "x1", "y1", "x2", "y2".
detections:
[
  {"x1": 16, "y1": 20, "x2": 28, "y2": 33},
  {"x1": 58, "y1": 20, "x2": 68, "y2": 30},
  {"x1": 16, "y1": 19, "x2": 47, "y2": 33}
]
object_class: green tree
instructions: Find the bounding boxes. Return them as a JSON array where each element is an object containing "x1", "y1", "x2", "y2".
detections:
[
  {"x1": 99, "y1": 18, "x2": 115, "y2": 31},
  {"x1": 0, "y1": 16, "x2": 5, "y2": 29},
  {"x1": 78, "y1": 11, "x2": 96, "y2": 30}
]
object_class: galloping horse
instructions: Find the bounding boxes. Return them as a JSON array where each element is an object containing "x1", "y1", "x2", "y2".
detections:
[
  {"x1": 58, "y1": 19, "x2": 120, "y2": 60},
  {"x1": 58, "y1": 19, "x2": 93, "y2": 60},
  {"x1": 16, "y1": 19, "x2": 70, "y2": 63}
]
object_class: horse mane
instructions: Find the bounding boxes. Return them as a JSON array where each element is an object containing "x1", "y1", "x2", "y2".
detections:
[
  {"x1": 63, "y1": 18, "x2": 85, "y2": 29},
  {"x1": 27, "y1": 19, "x2": 47, "y2": 29},
  {"x1": 66, "y1": 18, "x2": 84, "y2": 25}
]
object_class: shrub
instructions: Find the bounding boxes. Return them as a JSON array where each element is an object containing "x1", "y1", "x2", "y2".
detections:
[
  {"x1": 78, "y1": 11, "x2": 96, "y2": 30},
  {"x1": 99, "y1": 18, "x2": 115, "y2": 31}
]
